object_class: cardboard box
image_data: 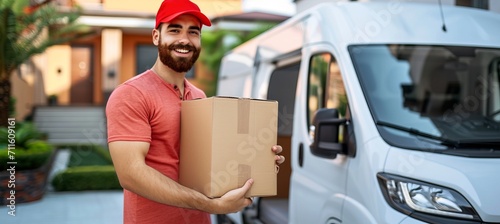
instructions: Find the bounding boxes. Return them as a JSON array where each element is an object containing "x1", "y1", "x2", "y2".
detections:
[{"x1": 179, "y1": 97, "x2": 278, "y2": 198}]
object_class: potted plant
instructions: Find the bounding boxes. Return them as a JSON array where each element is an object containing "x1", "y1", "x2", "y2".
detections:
[
  {"x1": 47, "y1": 94, "x2": 58, "y2": 106},
  {"x1": 0, "y1": 122, "x2": 55, "y2": 205}
]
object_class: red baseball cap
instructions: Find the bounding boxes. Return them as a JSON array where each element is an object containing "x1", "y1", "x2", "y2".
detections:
[{"x1": 155, "y1": 0, "x2": 212, "y2": 29}]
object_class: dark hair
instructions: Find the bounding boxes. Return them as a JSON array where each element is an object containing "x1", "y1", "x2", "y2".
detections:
[{"x1": 156, "y1": 23, "x2": 163, "y2": 32}]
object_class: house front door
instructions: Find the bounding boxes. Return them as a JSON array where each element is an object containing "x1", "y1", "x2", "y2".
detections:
[{"x1": 70, "y1": 45, "x2": 93, "y2": 105}]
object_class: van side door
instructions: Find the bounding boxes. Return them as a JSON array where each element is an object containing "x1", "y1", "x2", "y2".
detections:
[{"x1": 289, "y1": 45, "x2": 350, "y2": 224}]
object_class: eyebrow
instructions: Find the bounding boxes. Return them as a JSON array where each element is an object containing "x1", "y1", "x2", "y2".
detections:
[{"x1": 166, "y1": 24, "x2": 201, "y2": 31}]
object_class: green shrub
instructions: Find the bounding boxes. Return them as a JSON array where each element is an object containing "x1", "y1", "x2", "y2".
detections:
[
  {"x1": 0, "y1": 121, "x2": 52, "y2": 170},
  {"x1": 52, "y1": 165, "x2": 122, "y2": 191},
  {"x1": 0, "y1": 140, "x2": 54, "y2": 170},
  {"x1": 0, "y1": 122, "x2": 47, "y2": 149}
]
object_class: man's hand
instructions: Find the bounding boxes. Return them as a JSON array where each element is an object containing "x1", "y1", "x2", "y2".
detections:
[
  {"x1": 273, "y1": 145, "x2": 285, "y2": 165},
  {"x1": 211, "y1": 179, "x2": 254, "y2": 214}
]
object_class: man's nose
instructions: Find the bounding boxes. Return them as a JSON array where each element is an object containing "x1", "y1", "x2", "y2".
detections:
[{"x1": 178, "y1": 32, "x2": 190, "y2": 44}]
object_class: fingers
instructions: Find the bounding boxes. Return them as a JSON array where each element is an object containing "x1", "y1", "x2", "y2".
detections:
[
  {"x1": 272, "y1": 145, "x2": 283, "y2": 154},
  {"x1": 273, "y1": 145, "x2": 285, "y2": 165},
  {"x1": 275, "y1": 155, "x2": 285, "y2": 165},
  {"x1": 247, "y1": 197, "x2": 255, "y2": 205},
  {"x1": 244, "y1": 197, "x2": 253, "y2": 207}
]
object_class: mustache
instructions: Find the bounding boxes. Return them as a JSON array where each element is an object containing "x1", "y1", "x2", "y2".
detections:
[{"x1": 168, "y1": 44, "x2": 197, "y2": 52}]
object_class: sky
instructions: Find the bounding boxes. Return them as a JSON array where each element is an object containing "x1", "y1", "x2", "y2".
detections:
[{"x1": 242, "y1": 0, "x2": 296, "y2": 16}]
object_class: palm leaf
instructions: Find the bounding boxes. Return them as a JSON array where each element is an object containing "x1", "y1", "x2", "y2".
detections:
[{"x1": 1, "y1": 0, "x2": 92, "y2": 78}]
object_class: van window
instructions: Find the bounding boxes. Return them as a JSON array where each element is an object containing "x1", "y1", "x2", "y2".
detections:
[
  {"x1": 350, "y1": 45, "x2": 500, "y2": 154},
  {"x1": 267, "y1": 62, "x2": 300, "y2": 136},
  {"x1": 307, "y1": 53, "x2": 348, "y2": 128},
  {"x1": 308, "y1": 54, "x2": 328, "y2": 127}
]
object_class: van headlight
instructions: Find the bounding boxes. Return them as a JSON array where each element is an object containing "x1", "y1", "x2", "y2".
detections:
[{"x1": 377, "y1": 173, "x2": 481, "y2": 222}]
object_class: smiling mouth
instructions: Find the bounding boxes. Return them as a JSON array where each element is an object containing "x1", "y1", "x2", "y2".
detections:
[{"x1": 174, "y1": 48, "x2": 190, "y2": 54}]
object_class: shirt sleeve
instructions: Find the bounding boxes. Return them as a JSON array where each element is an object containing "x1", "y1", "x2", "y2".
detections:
[{"x1": 106, "y1": 84, "x2": 152, "y2": 143}]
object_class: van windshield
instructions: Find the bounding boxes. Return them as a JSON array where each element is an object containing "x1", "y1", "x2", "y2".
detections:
[{"x1": 349, "y1": 45, "x2": 500, "y2": 153}]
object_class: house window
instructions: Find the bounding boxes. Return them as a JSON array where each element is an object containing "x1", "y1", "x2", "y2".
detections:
[{"x1": 136, "y1": 44, "x2": 157, "y2": 75}]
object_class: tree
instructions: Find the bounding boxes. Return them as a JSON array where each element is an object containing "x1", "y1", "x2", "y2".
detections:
[{"x1": 0, "y1": 0, "x2": 92, "y2": 126}]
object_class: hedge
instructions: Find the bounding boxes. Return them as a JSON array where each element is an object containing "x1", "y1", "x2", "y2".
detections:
[
  {"x1": 0, "y1": 140, "x2": 54, "y2": 170},
  {"x1": 52, "y1": 165, "x2": 122, "y2": 191}
]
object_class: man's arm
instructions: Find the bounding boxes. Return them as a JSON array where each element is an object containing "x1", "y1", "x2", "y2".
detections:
[{"x1": 109, "y1": 141, "x2": 253, "y2": 214}]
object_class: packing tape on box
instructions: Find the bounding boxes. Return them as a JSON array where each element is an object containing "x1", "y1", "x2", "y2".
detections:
[
  {"x1": 238, "y1": 164, "x2": 251, "y2": 186},
  {"x1": 237, "y1": 99, "x2": 250, "y2": 134}
]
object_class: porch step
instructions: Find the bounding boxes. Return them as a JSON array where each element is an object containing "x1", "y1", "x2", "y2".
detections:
[{"x1": 33, "y1": 106, "x2": 107, "y2": 146}]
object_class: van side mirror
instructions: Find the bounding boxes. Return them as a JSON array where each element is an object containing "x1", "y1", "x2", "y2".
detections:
[{"x1": 310, "y1": 108, "x2": 347, "y2": 159}]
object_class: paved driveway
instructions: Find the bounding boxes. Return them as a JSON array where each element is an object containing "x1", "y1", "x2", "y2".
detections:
[{"x1": 0, "y1": 190, "x2": 123, "y2": 224}]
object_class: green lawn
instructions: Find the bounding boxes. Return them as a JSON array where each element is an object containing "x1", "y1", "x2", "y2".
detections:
[{"x1": 62, "y1": 144, "x2": 113, "y2": 167}]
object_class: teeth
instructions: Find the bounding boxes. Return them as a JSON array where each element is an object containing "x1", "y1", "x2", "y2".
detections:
[{"x1": 175, "y1": 49, "x2": 189, "y2": 53}]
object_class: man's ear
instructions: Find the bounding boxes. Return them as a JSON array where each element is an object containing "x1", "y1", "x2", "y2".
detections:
[{"x1": 152, "y1": 28, "x2": 160, "y2": 46}]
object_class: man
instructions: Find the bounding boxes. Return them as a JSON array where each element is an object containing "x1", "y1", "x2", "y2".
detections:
[{"x1": 105, "y1": 0, "x2": 285, "y2": 223}]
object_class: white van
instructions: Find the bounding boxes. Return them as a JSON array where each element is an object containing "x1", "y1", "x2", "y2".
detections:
[{"x1": 213, "y1": 1, "x2": 500, "y2": 224}]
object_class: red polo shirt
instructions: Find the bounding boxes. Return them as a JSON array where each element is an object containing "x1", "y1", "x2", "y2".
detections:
[{"x1": 106, "y1": 69, "x2": 209, "y2": 224}]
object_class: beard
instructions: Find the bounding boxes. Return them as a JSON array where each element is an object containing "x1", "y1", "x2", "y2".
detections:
[{"x1": 158, "y1": 40, "x2": 200, "y2": 73}]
